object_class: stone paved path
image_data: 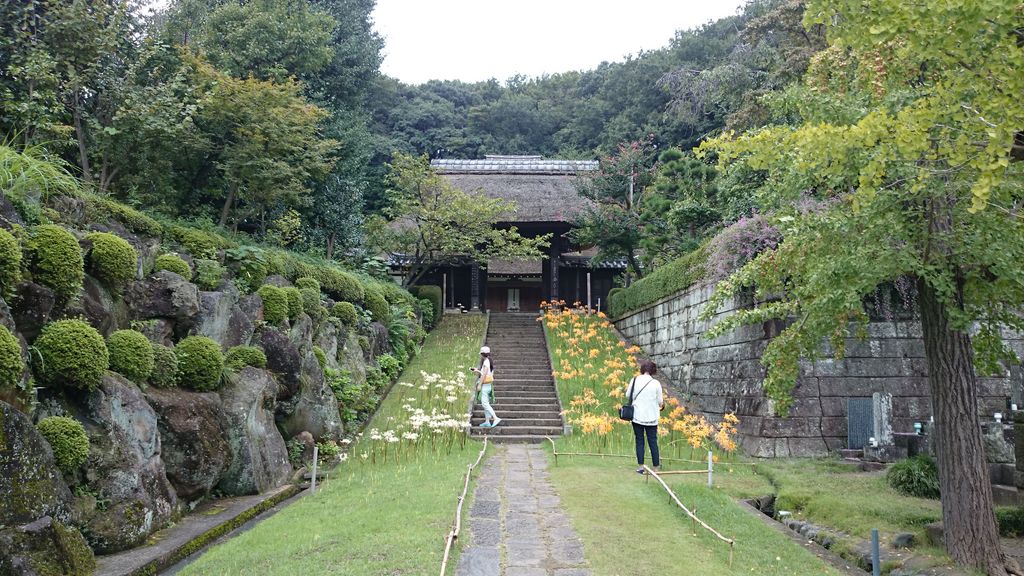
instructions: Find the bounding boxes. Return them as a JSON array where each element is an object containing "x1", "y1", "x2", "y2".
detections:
[{"x1": 456, "y1": 444, "x2": 591, "y2": 576}]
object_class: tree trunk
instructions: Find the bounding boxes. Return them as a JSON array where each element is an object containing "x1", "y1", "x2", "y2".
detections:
[
  {"x1": 626, "y1": 251, "x2": 644, "y2": 279},
  {"x1": 918, "y1": 276, "x2": 1015, "y2": 576},
  {"x1": 72, "y1": 100, "x2": 92, "y2": 185},
  {"x1": 218, "y1": 187, "x2": 235, "y2": 228},
  {"x1": 326, "y1": 231, "x2": 336, "y2": 261}
]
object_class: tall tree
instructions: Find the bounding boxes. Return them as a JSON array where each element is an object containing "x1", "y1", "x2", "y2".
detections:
[
  {"x1": 698, "y1": 0, "x2": 1024, "y2": 573},
  {"x1": 369, "y1": 153, "x2": 550, "y2": 287}
]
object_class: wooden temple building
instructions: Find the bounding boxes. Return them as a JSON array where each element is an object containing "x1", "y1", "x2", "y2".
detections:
[{"x1": 390, "y1": 155, "x2": 625, "y2": 313}]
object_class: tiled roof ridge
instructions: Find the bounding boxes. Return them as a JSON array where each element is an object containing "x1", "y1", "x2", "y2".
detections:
[{"x1": 431, "y1": 157, "x2": 598, "y2": 174}]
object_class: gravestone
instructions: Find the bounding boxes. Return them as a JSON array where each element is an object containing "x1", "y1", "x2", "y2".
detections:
[
  {"x1": 847, "y1": 397, "x2": 873, "y2": 450},
  {"x1": 873, "y1": 392, "x2": 894, "y2": 446}
]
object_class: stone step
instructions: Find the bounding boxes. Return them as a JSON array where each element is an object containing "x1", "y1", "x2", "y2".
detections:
[
  {"x1": 473, "y1": 435, "x2": 549, "y2": 444},
  {"x1": 475, "y1": 402, "x2": 560, "y2": 411},
  {"x1": 471, "y1": 417, "x2": 563, "y2": 427},
  {"x1": 494, "y1": 390, "x2": 558, "y2": 399},
  {"x1": 470, "y1": 425, "x2": 563, "y2": 436},
  {"x1": 490, "y1": 386, "x2": 555, "y2": 394},
  {"x1": 471, "y1": 409, "x2": 562, "y2": 419}
]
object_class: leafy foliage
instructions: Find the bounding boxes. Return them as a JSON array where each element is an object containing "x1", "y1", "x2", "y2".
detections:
[
  {"x1": 414, "y1": 285, "x2": 441, "y2": 328},
  {"x1": 294, "y1": 277, "x2": 320, "y2": 293},
  {"x1": 194, "y1": 259, "x2": 225, "y2": 290},
  {"x1": 174, "y1": 336, "x2": 224, "y2": 392},
  {"x1": 153, "y1": 254, "x2": 191, "y2": 280},
  {"x1": 224, "y1": 345, "x2": 268, "y2": 372},
  {"x1": 331, "y1": 301, "x2": 358, "y2": 326},
  {"x1": 363, "y1": 286, "x2": 390, "y2": 324},
  {"x1": 886, "y1": 456, "x2": 940, "y2": 500},
  {"x1": 257, "y1": 285, "x2": 289, "y2": 326},
  {"x1": 85, "y1": 232, "x2": 137, "y2": 287},
  {"x1": 149, "y1": 343, "x2": 178, "y2": 388},
  {"x1": 0, "y1": 325, "x2": 25, "y2": 391},
  {"x1": 37, "y1": 416, "x2": 90, "y2": 475},
  {"x1": 283, "y1": 286, "x2": 303, "y2": 319},
  {"x1": 26, "y1": 224, "x2": 84, "y2": 300},
  {"x1": 106, "y1": 329, "x2": 155, "y2": 383},
  {"x1": 33, "y1": 319, "x2": 109, "y2": 391},
  {"x1": 609, "y1": 246, "x2": 709, "y2": 318},
  {"x1": 0, "y1": 227, "x2": 22, "y2": 299}
]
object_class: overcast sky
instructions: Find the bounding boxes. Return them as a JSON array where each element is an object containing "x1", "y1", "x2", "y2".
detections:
[{"x1": 373, "y1": 0, "x2": 748, "y2": 85}]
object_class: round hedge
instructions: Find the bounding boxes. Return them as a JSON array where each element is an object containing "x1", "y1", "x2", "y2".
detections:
[
  {"x1": 174, "y1": 336, "x2": 223, "y2": 392},
  {"x1": 257, "y1": 285, "x2": 288, "y2": 325},
  {"x1": 283, "y1": 287, "x2": 303, "y2": 319},
  {"x1": 107, "y1": 329, "x2": 154, "y2": 383},
  {"x1": 85, "y1": 232, "x2": 137, "y2": 287},
  {"x1": 224, "y1": 345, "x2": 267, "y2": 371},
  {"x1": 149, "y1": 343, "x2": 178, "y2": 388},
  {"x1": 0, "y1": 325, "x2": 24, "y2": 391},
  {"x1": 154, "y1": 254, "x2": 192, "y2": 279},
  {"x1": 194, "y1": 259, "x2": 225, "y2": 290},
  {"x1": 33, "y1": 319, "x2": 109, "y2": 391},
  {"x1": 314, "y1": 267, "x2": 364, "y2": 303},
  {"x1": 294, "y1": 277, "x2": 320, "y2": 292},
  {"x1": 36, "y1": 416, "x2": 90, "y2": 475},
  {"x1": 0, "y1": 227, "x2": 22, "y2": 298},
  {"x1": 331, "y1": 301, "x2": 358, "y2": 326},
  {"x1": 28, "y1": 225, "x2": 84, "y2": 299},
  {"x1": 363, "y1": 287, "x2": 391, "y2": 324}
]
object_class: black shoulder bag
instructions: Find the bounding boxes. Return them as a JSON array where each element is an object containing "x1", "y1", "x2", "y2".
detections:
[{"x1": 618, "y1": 376, "x2": 651, "y2": 422}]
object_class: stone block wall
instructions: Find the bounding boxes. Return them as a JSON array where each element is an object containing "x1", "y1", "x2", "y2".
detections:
[{"x1": 614, "y1": 284, "x2": 1024, "y2": 457}]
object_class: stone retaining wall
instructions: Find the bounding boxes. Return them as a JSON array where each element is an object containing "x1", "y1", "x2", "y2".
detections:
[{"x1": 614, "y1": 284, "x2": 1024, "y2": 457}]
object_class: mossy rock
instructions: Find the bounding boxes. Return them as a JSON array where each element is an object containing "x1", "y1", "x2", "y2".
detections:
[
  {"x1": 363, "y1": 287, "x2": 391, "y2": 324},
  {"x1": 83, "y1": 194, "x2": 163, "y2": 237},
  {"x1": 0, "y1": 325, "x2": 24, "y2": 392},
  {"x1": 26, "y1": 224, "x2": 84, "y2": 300},
  {"x1": 331, "y1": 301, "x2": 358, "y2": 326},
  {"x1": 257, "y1": 285, "x2": 288, "y2": 326},
  {"x1": 283, "y1": 286, "x2": 303, "y2": 319},
  {"x1": 224, "y1": 345, "x2": 267, "y2": 371},
  {"x1": 33, "y1": 319, "x2": 109, "y2": 391},
  {"x1": 149, "y1": 343, "x2": 178, "y2": 388},
  {"x1": 174, "y1": 336, "x2": 224, "y2": 392},
  {"x1": 294, "y1": 277, "x2": 320, "y2": 292},
  {"x1": 312, "y1": 346, "x2": 327, "y2": 369},
  {"x1": 0, "y1": 516, "x2": 95, "y2": 575},
  {"x1": 194, "y1": 258, "x2": 225, "y2": 290},
  {"x1": 85, "y1": 231, "x2": 137, "y2": 288},
  {"x1": 0, "y1": 227, "x2": 22, "y2": 299},
  {"x1": 36, "y1": 416, "x2": 89, "y2": 476},
  {"x1": 153, "y1": 253, "x2": 192, "y2": 280},
  {"x1": 107, "y1": 329, "x2": 155, "y2": 383},
  {"x1": 167, "y1": 225, "x2": 236, "y2": 260}
]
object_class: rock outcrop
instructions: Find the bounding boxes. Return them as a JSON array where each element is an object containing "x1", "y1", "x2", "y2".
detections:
[
  {"x1": 0, "y1": 401, "x2": 75, "y2": 526},
  {"x1": 126, "y1": 270, "x2": 200, "y2": 335},
  {"x1": 0, "y1": 516, "x2": 95, "y2": 576}
]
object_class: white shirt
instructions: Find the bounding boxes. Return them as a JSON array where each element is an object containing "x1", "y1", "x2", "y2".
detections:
[{"x1": 625, "y1": 374, "x2": 663, "y2": 426}]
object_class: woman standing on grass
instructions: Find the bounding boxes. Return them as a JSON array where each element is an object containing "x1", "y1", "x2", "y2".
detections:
[
  {"x1": 627, "y1": 359, "x2": 663, "y2": 473},
  {"x1": 473, "y1": 346, "x2": 501, "y2": 428}
]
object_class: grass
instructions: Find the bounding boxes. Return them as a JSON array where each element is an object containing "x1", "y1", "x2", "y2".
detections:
[
  {"x1": 546, "y1": 454, "x2": 845, "y2": 575},
  {"x1": 179, "y1": 314, "x2": 488, "y2": 576}
]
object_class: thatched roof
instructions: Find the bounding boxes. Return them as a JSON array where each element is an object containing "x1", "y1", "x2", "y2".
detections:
[{"x1": 432, "y1": 155, "x2": 598, "y2": 223}]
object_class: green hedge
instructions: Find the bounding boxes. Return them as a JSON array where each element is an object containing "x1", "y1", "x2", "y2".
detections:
[
  {"x1": 27, "y1": 224, "x2": 84, "y2": 299},
  {"x1": 257, "y1": 285, "x2": 289, "y2": 326},
  {"x1": 224, "y1": 345, "x2": 267, "y2": 371},
  {"x1": 83, "y1": 194, "x2": 163, "y2": 237},
  {"x1": 85, "y1": 232, "x2": 137, "y2": 287},
  {"x1": 331, "y1": 301, "x2": 358, "y2": 325},
  {"x1": 107, "y1": 329, "x2": 155, "y2": 383},
  {"x1": 363, "y1": 286, "x2": 390, "y2": 324},
  {"x1": 0, "y1": 227, "x2": 21, "y2": 298},
  {"x1": 174, "y1": 336, "x2": 224, "y2": 392},
  {"x1": 294, "y1": 277, "x2": 320, "y2": 292},
  {"x1": 416, "y1": 285, "x2": 442, "y2": 326},
  {"x1": 609, "y1": 246, "x2": 708, "y2": 318},
  {"x1": 0, "y1": 325, "x2": 24, "y2": 391},
  {"x1": 283, "y1": 286, "x2": 303, "y2": 319},
  {"x1": 36, "y1": 416, "x2": 90, "y2": 475},
  {"x1": 149, "y1": 343, "x2": 178, "y2": 388},
  {"x1": 33, "y1": 319, "x2": 109, "y2": 391},
  {"x1": 154, "y1": 254, "x2": 192, "y2": 279}
]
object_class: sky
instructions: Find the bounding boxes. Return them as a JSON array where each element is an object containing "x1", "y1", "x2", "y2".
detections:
[{"x1": 372, "y1": 0, "x2": 748, "y2": 85}]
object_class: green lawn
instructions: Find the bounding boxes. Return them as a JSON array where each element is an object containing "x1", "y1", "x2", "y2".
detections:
[
  {"x1": 547, "y1": 453, "x2": 845, "y2": 575},
  {"x1": 180, "y1": 314, "x2": 488, "y2": 576}
]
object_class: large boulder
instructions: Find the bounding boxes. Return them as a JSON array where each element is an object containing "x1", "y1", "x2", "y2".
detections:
[
  {"x1": 370, "y1": 321, "x2": 392, "y2": 357},
  {"x1": 146, "y1": 388, "x2": 231, "y2": 502},
  {"x1": 315, "y1": 320, "x2": 341, "y2": 371},
  {"x1": 340, "y1": 330, "x2": 368, "y2": 389},
  {"x1": 259, "y1": 327, "x2": 302, "y2": 399},
  {"x1": 0, "y1": 401, "x2": 74, "y2": 527},
  {"x1": 72, "y1": 374, "x2": 177, "y2": 553},
  {"x1": 289, "y1": 313, "x2": 314, "y2": 350},
  {"x1": 193, "y1": 284, "x2": 255, "y2": 348},
  {"x1": 277, "y1": 351, "x2": 343, "y2": 441},
  {"x1": 125, "y1": 270, "x2": 200, "y2": 334},
  {"x1": 0, "y1": 516, "x2": 95, "y2": 576},
  {"x1": 10, "y1": 281, "x2": 55, "y2": 341},
  {"x1": 217, "y1": 367, "x2": 292, "y2": 496},
  {"x1": 65, "y1": 274, "x2": 128, "y2": 337}
]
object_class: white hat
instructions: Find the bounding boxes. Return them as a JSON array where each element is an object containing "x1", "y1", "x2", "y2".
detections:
[{"x1": 480, "y1": 346, "x2": 490, "y2": 354}]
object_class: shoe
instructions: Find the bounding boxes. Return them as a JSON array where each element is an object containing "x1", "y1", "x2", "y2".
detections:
[
  {"x1": 480, "y1": 422, "x2": 492, "y2": 428},
  {"x1": 492, "y1": 418, "x2": 502, "y2": 427},
  {"x1": 636, "y1": 467, "x2": 645, "y2": 474}
]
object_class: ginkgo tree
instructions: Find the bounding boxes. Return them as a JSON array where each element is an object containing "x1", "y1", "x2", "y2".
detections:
[{"x1": 697, "y1": 1, "x2": 1024, "y2": 574}]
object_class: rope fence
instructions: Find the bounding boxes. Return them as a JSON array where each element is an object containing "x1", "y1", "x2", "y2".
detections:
[
  {"x1": 545, "y1": 437, "x2": 736, "y2": 567},
  {"x1": 439, "y1": 436, "x2": 489, "y2": 576}
]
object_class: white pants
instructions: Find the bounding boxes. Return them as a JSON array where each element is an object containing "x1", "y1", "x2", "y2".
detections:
[{"x1": 481, "y1": 384, "x2": 497, "y2": 421}]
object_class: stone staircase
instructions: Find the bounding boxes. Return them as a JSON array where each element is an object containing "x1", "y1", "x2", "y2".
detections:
[{"x1": 470, "y1": 313, "x2": 563, "y2": 443}]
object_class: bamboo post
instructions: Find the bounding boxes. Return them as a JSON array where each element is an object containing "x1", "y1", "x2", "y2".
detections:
[
  {"x1": 707, "y1": 451, "x2": 713, "y2": 488},
  {"x1": 310, "y1": 445, "x2": 319, "y2": 494},
  {"x1": 586, "y1": 272, "x2": 591, "y2": 313}
]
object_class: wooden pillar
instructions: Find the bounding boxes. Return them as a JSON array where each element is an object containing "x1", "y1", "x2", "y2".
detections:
[
  {"x1": 550, "y1": 240, "x2": 560, "y2": 304},
  {"x1": 471, "y1": 262, "x2": 480, "y2": 311}
]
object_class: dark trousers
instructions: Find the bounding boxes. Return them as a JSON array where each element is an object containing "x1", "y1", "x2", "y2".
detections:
[{"x1": 632, "y1": 422, "x2": 660, "y2": 467}]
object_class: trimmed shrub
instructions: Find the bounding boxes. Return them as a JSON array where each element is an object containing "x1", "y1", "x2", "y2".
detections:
[
  {"x1": 300, "y1": 288, "x2": 326, "y2": 322},
  {"x1": 418, "y1": 298, "x2": 434, "y2": 328},
  {"x1": 886, "y1": 455, "x2": 940, "y2": 499},
  {"x1": 377, "y1": 281, "x2": 414, "y2": 306},
  {"x1": 85, "y1": 232, "x2": 137, "y2": 287},
  {"x1": 106, "y1": 329, "x2": 155, "y2": 383},
  {"x1": 331, "y1": 301, "x2": 358, "y2": 326},
  {"x1": 174, "y1": 336, "x2": 224, "y2": 392},
  {"x1": 0, "y1": 325, "x2": 24, "y2": 391},
  {"x1": 224, "y1": 345, "x2": 267, "y2": 371},
  {"x1": 609, "y1": 246, "x2": 709, "y2": 318},
  {"x1": 153, "y1": 254, "x2": 192, "y2": 279},
  {"x1": 363, "y1": 287, "x2": 390, "y2": 324},
  {"x1": 312, "y1": 346, "x2": 326, "y2": 369},
  {"x1": 314, "y1": 267, "x2": 364, "y2": 303},
  {"x1": 149, "y1": 343, "x2": 178, "y2": 388},
  {"x1": 83, "y1": 195, "x2": 163, "y2": 236},
  {"x1": 33, "y1": 319, "x2": 108, "y2": 391},
  {"x1": 36, "y1": 416, "x2": 90, "y2": 475},
  {"x1": 377, "y1": 353, "x2": 400, "y2": 380},
  {"x1": 27, "y1": 224, "x2": 84, "y2": 299},
  {"x1": 168, "y1": 225, "x2": 235, "y2": 260},
  {"x1": 283, "y1": 287, "x2": 303, "y2": 319},
  {"x1": 416, "y1": 285, "x2": 442, "y2": 326},
  {"x1": 358, "y1": 335, "x2": 370, "y2": 354},
  {"x1": 194, "y1": 259, "x2": 225, "y2": 290},
  {"x1": 998, "y1": 507, "x2": 1024, "y2": 537},
  {"x1": 294, "y1": 277, "x2": 320, "y2": 292},
  {"x1": 0, "y1": 227, "x2": 22, "y2": 298},
  {"x1": 257, "y1": 285, "x2": 288, "y2": 325}
]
